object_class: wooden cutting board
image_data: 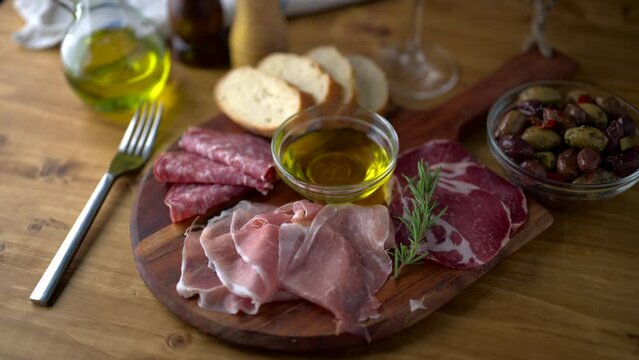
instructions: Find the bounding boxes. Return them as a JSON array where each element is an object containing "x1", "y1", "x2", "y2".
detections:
[{"x1": 130, "y1": 47, "x2": 576, "y2": 351}]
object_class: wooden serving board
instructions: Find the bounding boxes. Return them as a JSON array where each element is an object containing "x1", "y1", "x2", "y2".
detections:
[{"x1": 130, "y1": 47, "x2": 576, "y2": 351}]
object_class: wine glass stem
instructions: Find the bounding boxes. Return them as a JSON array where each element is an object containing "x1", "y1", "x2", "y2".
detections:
[{"x1": 409, "y1": 0, "x2": 424, "y2": 50}]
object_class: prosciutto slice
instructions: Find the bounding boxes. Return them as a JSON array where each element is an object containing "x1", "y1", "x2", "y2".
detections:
[
  {"x1": 176, "y1": 227, "x2": 256, "y2": 314},
  {"x1": 179, "y1": 127, "x2": 275, "y2": 182},
  {"x1": 154, "y1": 152, "x2": 273, "y2": 194},
  {"x1": 164, "y1": 183, "x2": 250, "y2": 223},
  {"x1": 178, "y1": 200, "x2": 394, "y2": 339},
  {"x1": 390, "y1": 139, "x2": 527, "y2": 269},
  {"x1": 278, "y1": 204, "x2": 393, "y2": 339}
]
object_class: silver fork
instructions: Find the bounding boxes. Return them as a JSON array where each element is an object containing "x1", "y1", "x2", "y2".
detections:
[{"x1": 30, "y1": 102, "x2": 163, "y2": 306}]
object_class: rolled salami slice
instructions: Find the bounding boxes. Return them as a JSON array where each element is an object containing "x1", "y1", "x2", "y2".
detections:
[
  {"x1": 179, "y1": 127, "x2": 276, "y2": 182},
  {"x1": 154, "y1": 152, "x2": 273, "y2": 194}
]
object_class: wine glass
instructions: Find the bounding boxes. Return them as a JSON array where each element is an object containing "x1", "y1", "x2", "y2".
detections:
[{"x1": 377, "y1": 0, "x2": 459, "y2": 105}]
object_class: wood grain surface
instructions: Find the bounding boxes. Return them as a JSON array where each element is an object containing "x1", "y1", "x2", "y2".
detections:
[{"x1": 1, "y1": 0, "x2": 639, "y2": 359}]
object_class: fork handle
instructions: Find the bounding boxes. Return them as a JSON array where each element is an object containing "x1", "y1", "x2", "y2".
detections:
[{"x1": 30, "y1": 172, "x2": 116, "y2": 306}]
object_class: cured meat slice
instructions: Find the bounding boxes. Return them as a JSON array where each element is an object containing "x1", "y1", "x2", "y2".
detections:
[
  {"x1": 199, "y1": 201, "x2": 301, "y2": 314},
  {"x1": 278, "y1": 204, "x2": 393, "y2": 339},
  {"x1": 391, "y1": 139, "x2": 522, "y2": 269},
  {"x1": 153, "y1": 152, "x2": 273, "y2": 194},
  {"x1": 164, "y1": 183, "x2": 250, "y2": 223},
  {"x1": 398, "y1": 140, "x2": 527, "y2": 234},
  {"x1": 176, "y1": 227, "x2": 256, "y2": 314},
  {"x1": 177, "y1": 203, "x2": 289, "y2": 314},
  {"x1": 179, "y1": 127, "x2": 275, "y2": 182},
  {"x1": 177, "y1": 200, "x2": 393, "y2": 339}
]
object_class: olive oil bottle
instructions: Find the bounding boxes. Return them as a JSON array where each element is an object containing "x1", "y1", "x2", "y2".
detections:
[
  {"x1": 281, "y1": 128, "x2": 391, "y2": 186},
  {"x1": 62, "y1": 28, "x2": 170, "y2": 112},
  {"x1": 59, "y1": 0, "x2": 170, "y2": 112}
]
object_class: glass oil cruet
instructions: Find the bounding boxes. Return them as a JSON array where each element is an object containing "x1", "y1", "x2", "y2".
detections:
[{"x1": 56, "y1": 0, "x2": 171, "y2": 112}]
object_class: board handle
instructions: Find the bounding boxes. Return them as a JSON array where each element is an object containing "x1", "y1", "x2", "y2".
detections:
[{"x1": 393, "y1": 46, "x2": 579, "y2": 150}]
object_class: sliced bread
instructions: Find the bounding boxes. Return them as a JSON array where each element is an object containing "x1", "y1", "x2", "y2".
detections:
[
  {"x1": 348, "y1": 55, "x2": 389, "y2": 114},
  {"x1": 257, "y1": 53, "x2": 341, "y2": 105},
  {"x1": 306, "y1": 46, "x2": 358, "y2": 105},
  {"x1": 214, "y1": 67, "x2": 314, "y2": 137}
]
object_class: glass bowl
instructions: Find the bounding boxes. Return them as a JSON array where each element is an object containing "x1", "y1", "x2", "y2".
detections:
[
  {"x1": 271, "y1": 103, "x2": 399, "y2": 203},
  {"x1": 487, "y1": 80, "x2": 639, "y2": 203}
]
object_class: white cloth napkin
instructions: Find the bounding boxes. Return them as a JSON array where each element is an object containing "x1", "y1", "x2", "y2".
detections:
[{"x1": 13, "y1": 0, "x2": 369, "y2": 50}]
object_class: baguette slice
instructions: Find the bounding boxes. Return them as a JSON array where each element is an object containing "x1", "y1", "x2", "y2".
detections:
[
  {"x1": 306, "y1": 46, "x2": 358, "y2": 105},
  {"x1": 214, "y1": 67, "x2": 314, "y2": 137},
  {"x1": 258, "y1": 53, "x2": 341, "y2": 105},
  {"x1": 348, "y1": 55, "x2": 389, "y2": 114}
]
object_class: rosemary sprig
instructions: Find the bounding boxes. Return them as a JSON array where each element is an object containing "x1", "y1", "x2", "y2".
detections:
[{"x1": 390, "y1": 160, "x2": 446, "y2": 278}]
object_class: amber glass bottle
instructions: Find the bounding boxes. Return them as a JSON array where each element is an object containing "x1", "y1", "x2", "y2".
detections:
[{"x1": 168, "y1": 0, "x2": 228, "y2": 67}]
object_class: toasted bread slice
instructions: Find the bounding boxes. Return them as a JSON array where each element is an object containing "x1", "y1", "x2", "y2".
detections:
[
  {"x1": 258, "y1": 53, "x2": 341, "y2": 105},
  {"x1": 306, "y1": 46, "x2": 358, "y2": 105},
  {"x1": 348, "y1": 55, "x2": 389, "y2": 114},
  {"x1": 214, "y1": 67, "x2": 314, "y2": 137}
]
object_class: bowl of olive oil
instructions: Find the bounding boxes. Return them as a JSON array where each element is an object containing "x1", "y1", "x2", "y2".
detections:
[{"x1": 272, "y1": 104, "x2": 399, "y2": 203}]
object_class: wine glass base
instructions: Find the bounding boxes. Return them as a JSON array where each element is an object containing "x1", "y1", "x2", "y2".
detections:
[{"x1": 378, "y1": 41, "x2": 459, "y2": 104}]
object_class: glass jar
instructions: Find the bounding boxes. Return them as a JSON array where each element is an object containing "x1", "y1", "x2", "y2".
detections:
[{"x1": 59, "y1": 0, "x2": 171, "y2": 112}]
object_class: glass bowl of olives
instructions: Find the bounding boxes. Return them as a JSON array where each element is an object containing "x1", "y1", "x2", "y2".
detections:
[
  {"x1": 487, "y1": 80, "x2": 639, "y2": 202},
  {"x1": 272, "y1": 103, "x2": 399, "y2": 203}
]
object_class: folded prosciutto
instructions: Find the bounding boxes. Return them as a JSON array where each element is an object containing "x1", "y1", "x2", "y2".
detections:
[
  {"x1": 390, "y1": 139, "x2": 528, "y2": 269},
  {"x1": 177, "y1": 200, "x2": 394, "y2": 339},
  {"x1": 179, "y1": 127, "x2": 276, "y2": 182}
]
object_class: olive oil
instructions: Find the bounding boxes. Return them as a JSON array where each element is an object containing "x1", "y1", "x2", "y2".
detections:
[
  {"x1": 281, "y1": 127, "x2": 391, "y2": 186},
  {"x1": 62, "y1": 28, "x2": 170, "y2": 112}
]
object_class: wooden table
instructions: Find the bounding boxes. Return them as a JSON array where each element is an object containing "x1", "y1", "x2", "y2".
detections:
[{"x1": 1, "y1": 1, "x2": 638, "y2": 359}]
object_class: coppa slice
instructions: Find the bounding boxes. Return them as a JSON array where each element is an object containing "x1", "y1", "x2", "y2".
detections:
[
  {"x1": 399, "y1": 140, "x2": 527, "y2": 233},
  {"x1": 179, "y1": 127, "x2": 276, "y2": 182},
  {"x1": 214, "y1": 66, "x2": 314, "y2": 137},
  {"x1": 258, "y1": 53, "x2": 341, "y2": 105},
  {"x1": 164, "y1": 183, "x2": 250, "y2": 223},
  {"x1": 153, "y1": 152, "x2": 273, "y2": 194},
  {"x1": 390, "y1": 139, "x2": 526, "y2": 269}
]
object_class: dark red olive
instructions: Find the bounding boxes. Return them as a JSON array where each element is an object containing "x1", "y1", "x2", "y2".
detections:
[
  {"x1": 543, "y1": 108, "x2": 576, "y2": 132},
  {"x1": 620, "y1": 115, "x2": 637, "y2": 136},
  {"x1": 577, "y1": 148, "x2": 601, "y2": 173},
  {"x1": 596, "y1": 96, "x2": 629, "y2": 119},
  {"x1": 498, "y1": 135, "x2": 534, "y2": 161},
  {"x1": 494, "y1": 110, "x2": 527, "y2": 137},
  {"x1": 520, "y1": 159, "x2": 547, "y2": 177},
  {"x1": 605, "y1": 119, "x2": 624, "y2": 153},
  {"x1": 602, "y1": 147, "x2": 639, "y2": 177},
  {"x1": 517, "y1": 100, "x2": 544, "y2": 119},
  {"x1": 565, "y1": 103, "x2": 588, "y2": 126},
  {"x1": 556, "y1": 149, "x2": 581, "y2": 180}
]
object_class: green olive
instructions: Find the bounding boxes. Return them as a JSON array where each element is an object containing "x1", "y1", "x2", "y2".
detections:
[
  {"x1": 572, "y1": 168, "x2": 618, "y2": 185},
  {"x1": 619, "y1": 136, "x2": 636, "y2": 151},
  {"x1": 578, "y1": 103, "x2": 608, "y2": 129},
  {"x1": 533, "y1": 151, "x2": 557, "y2": 170},
  {"x1": 566, "y1": 90, "x2": 590, "y2": 103},
  {"x1": 564, "y1": 126, "x2": 609, "y2": 151},
  {"x1": 518, "y1": 86, "x2": 562, "y2": 104},
  {"x1": 521, "y1": 126, "x2": 562, "y2": 151},
  {"x1": 495, "y1": 110, "x2": 526, "y2": 137}
]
